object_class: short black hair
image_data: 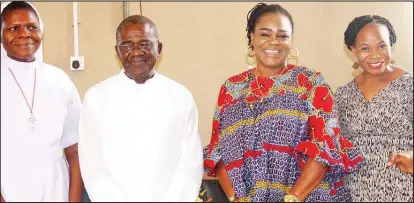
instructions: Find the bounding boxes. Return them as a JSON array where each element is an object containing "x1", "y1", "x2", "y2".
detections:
[
  {"x1": 246, "y1": 3, "x2": 294, "y2": 45},
  {"x1": 1, "y1": 1, "x2": 38, "y2": 30},
  {"x1": 116, "y1": 15, "x2": 158, "y2": 42},
  {"x1": 344, "y1": 15, "x2": 397, "y2": 50}
]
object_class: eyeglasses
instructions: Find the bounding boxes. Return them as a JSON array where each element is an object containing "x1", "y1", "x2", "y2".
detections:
[{"x1": 118, "y1": 40, "x2": 155, "y2": 52}]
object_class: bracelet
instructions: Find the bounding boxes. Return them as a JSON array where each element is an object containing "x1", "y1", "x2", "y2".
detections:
[
  {"x1": 283, "y1": 193, "x2": 300, "y2": 202},
  {"x1": 228, "y1": 195, "x2": 235, "y2": 202}
]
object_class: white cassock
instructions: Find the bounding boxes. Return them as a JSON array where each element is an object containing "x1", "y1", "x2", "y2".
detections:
[
  {"x1": 78, "y1": 70, "x2": 203, "y2": 202},
  {"x1": 0, "y1": 3, "x2": 81, "y2": 200}
]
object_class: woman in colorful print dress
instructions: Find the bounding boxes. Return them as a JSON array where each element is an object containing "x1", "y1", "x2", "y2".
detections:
[
  {"x1": 336, "y1": 15, "x2": 413, "y2": 202},
  {"x1": 203, "y1": 3, "x2": 364, "y2": 202}
]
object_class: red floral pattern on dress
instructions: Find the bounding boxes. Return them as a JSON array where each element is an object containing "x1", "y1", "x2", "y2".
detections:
[
  {"x1": 217, "y1": 86, "x2": 235, "y2": 113},
  {"x1": 339, "y1": 152, "x2": 351, "y2": 173},
  {"x1": 208, "y1": 120, "x2": 220, "y2": 148},
  {"x1": 312, "y1": 86, "x2": 333, "y2": 112},
  {"x1": 217, "y1": 86, "x2": 233, "y2": 107},
  {"x1": 308, "y1": 115, "x2": 325, "y2": 141},
  {"x1": 251, "y1": 77, "x2": 274, "y2": 97},
  {"x1": 211, "y1": 120, "x2": 219, "y2": 138},
  {"x1": 333, "y1": 127, "x2": 341, "y2": 136},
  {"x1": 204, "y1": 120, "x2": 221, "y2": 177},
  {"x1": 324, "y1": 138, "x2": 336, "y2": 150},
  {"x1": 246, "y1": 95, "x2": 260, "y2": 103},
  {"x1": 339, "y1": 136, "x2": 354, "y2": 151},
  {"x1": 298, "y1": 72, "x2": 313, "y2": 91},
  {"x1": 300, "y1": 93, "x2": 308, "y2": 100},
  {"x1": 296, "y1": 141, "x2": 320, "y2": 159},
  {"x1": 229, "y1": 71, "x2": 250, "y2": 83},
  {"x1": 203, "y1": 159, "x2": 216, "y2": 176},
  {"x1": 330, "y1": 179, "x2": 344, "y2": 196},
  {"x1": 309, "y1": 115, "x2": 335, "y2": 149}
]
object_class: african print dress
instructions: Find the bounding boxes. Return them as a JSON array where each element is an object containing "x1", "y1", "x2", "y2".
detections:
[{"x1": 203, "y1": 65, "x2": 364, "y2": 202}]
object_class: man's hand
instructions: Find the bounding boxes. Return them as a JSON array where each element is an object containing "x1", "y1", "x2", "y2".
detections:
[{"x1": 387, "y1": 151, "x2": 413, "y2": 174}]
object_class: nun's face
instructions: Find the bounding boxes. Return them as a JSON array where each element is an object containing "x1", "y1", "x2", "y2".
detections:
[{"x1": 1, "y1": 8, "x2": 42, "y2": 62}]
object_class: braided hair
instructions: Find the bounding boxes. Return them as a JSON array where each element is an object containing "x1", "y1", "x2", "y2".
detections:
[
  {"x1": 246, "y1": 3, "x2": 294, "y2": 45},
  {"x1": 344, "y1": 15, "x2": 396, "y2": 50}
]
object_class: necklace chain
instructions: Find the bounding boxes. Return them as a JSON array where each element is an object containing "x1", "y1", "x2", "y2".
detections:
[{"x1": 8, "y1": 67, "x2": 37, "y2": 114}]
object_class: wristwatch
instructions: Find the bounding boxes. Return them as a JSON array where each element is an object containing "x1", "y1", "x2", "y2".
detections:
[{"x1": 284, "y1": 194, "x2": 300, "y2": 202}]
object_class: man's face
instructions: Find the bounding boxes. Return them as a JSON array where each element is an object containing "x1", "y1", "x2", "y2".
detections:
[
  {"x1": 115, "y1": 23, "x2": 162, "y2": 83},
  {"x1": 1, "y1": 8, "x2": 42, "y2": 62}
]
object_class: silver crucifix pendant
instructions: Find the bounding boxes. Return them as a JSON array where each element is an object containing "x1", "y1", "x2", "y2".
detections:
[{"x1": 28, "y1": 113, "x2": 37, "y2": 132}]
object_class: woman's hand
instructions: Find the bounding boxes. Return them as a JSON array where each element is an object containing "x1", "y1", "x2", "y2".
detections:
[{"x1": 387, "y1": 151, "x2": 413, "y2": 174}]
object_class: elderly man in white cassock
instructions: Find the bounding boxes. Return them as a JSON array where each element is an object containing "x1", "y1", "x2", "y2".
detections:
[
  {"x1": 1, "y1": 1, "x2": 83, "y2": 202},
  {"x1": 78, "y1": 15, "x2": 203, "y2": 202}
]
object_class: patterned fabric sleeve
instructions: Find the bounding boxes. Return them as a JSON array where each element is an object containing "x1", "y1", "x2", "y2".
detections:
[
  {"x1": 295, "y1": 72, "x2": 364, "y2": 194},
  {"x1": 203, "y1": 84, "x2": 233, "y2": 177},
  {"x1": 333, "y1": 86, "x2": 344, "y2": 113},
  {"x1": 333, "y1": 86, "x2": 346, "y2": 137}
]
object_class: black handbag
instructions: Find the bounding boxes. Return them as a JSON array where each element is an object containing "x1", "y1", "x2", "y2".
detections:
[{"x1": 198, "y1": 179, "x2": 228, "y2": 202}]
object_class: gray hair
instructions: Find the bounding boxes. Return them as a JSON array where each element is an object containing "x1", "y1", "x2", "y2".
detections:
[{"x1": 116, "y1": 15, "x2": 159, "y2": 42}]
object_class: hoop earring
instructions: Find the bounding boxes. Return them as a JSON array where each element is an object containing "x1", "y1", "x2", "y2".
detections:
[
  {"x1": 246, "y1": 45, "x2": 256, "y2": 57},
  {"x1": 352, "y1": 62, "x2": 359, "y2": 70},
  {"x1": 246, "y1": 45, "x2": 256, "y2": 69},
  {"x1": 287, "y1": 47, "x2": 299, "y2": 66}
]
